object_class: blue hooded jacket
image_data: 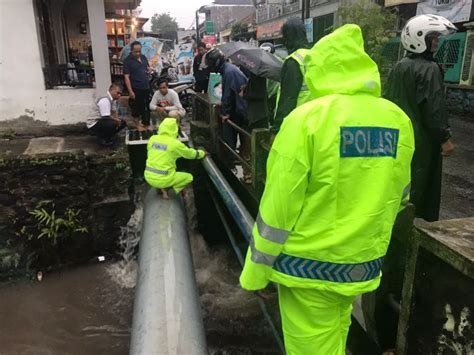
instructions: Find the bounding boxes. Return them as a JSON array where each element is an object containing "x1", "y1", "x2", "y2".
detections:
[{"x1": 220, "y1": 62, "x2": 248, "y2": 120}]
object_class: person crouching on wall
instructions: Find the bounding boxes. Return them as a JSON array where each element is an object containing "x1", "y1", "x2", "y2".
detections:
[{"x1": 144, "y1": 118, "x2": 205, "y2": 199}]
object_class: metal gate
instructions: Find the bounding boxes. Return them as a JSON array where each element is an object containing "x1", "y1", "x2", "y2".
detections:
[
  {"x1": 381, "y1": 33, "x2": 468, "y2": 84},
  {"x1": 435, "y1": 32, "x2": 467, "y2": 83}
]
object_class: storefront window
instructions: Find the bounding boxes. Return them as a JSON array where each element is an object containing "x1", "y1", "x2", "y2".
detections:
[{"x1": 34, "y1": 0, "x2": 95, "y2": 89}]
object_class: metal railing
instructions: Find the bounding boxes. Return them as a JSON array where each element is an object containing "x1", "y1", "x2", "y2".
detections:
[
  {"x1": 43, "y1": 64, "x2": 95, "y2": 89},
  {"x1": 203, "y1": 156, "x2": 285, "y2": 354},
  {"x1": 191, "y1": 94, "x2": 271, "y2": 197}
]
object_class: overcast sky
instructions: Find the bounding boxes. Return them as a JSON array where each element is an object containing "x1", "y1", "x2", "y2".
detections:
[{"x1": 139, "y1": 0, "x2": 211, "y2": 30}]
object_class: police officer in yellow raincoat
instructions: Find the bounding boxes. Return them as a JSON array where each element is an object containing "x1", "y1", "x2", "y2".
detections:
[
  {"x1": 144, "y1": 118, "x2": 205, "y2": 198},
  {"x1": 240, "y1": 25, "x2": 415, "y2": 355}
]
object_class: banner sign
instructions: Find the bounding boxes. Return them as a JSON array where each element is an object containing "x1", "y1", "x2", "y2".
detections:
[
  {"x1": 305, "y1": 18, "x2": 314, "y2": 43},
  {"x1": 416, "y1": 0, "x2": 472, "y2": 23},
  {"x1": 256, "y1": 20, "x2": 285, "y2": 40},
  {"x1": 174, "y1": 42, "x2": 194, "y2": 81},
  {"x1": 202, "y1": 35, "x2": 218, "y2": 46}
]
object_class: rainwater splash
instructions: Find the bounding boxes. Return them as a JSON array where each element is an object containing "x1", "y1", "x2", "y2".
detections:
[
  {"x1": 106, "y1": 185, "x2": 146, "y2": 289},
  {"x1": 183, "y1": 189, "x2": 280, "y2": 354}
]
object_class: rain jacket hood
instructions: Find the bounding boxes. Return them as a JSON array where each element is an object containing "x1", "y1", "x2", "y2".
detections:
[
  {"x1": 305, "y1": 24, "x2": 381, "y2": 99},
  {"x1": 282, "y1": 18, "x2": 309, "y2": 54},
  {"x1": 240, "y1": 24, "x2": 414, "y2": 297},
  {"x1": 158, "y1": 118, "x2": 179, "y2": 138}
]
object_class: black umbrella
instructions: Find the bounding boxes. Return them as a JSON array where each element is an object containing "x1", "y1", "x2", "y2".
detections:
[
  {"x1": 219, "y1": 42, "x2": 283, "y2": 82},
  {"x1": 219, "y1": 41, "x2": 253, "y2": 57}
]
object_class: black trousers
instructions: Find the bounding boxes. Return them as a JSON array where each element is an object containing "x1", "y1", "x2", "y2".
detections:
[
  {"x1": 129, "y1": 88, "x2": 151, "y2": 125},
  {"x1": 89, "y1": 118, "x2": 126, "y2": 142}
]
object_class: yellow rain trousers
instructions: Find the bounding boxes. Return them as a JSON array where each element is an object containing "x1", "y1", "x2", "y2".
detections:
[
  {"x1": 279, "y1": 285, "x2": 355, "y2": 355},
  {"x1": 144, "y1": 118, "x2": 205, "y2": 193},
  {"x1": 240, "y1": 25, "x2": 415, "y2": 355}
]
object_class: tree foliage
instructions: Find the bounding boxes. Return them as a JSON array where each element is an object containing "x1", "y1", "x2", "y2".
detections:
[
  {"x1": 231, "y1": 22, "x2": 249, "y2": 41},
  {"x1": 337, "y1": 0, "x2": 397, "y2": 66},
  {"x1": 150, "y1": 12, "x2": 178, "y2": 34}
]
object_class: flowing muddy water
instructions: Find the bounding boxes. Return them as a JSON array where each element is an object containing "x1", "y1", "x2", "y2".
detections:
[
  {"x1": 0, "y1": 206, "x2": 141, "y2": 355},
  {"x1": 0, "y1": 261, "x2": 136, "y2": 355},
  {"x1": 0, "y1": 187, "x2": 279, "y2": 355},
  {"x1": 183, "y1": 190, "x2": 281, "y2": 354}
]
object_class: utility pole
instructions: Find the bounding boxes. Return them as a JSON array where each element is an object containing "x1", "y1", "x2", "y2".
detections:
[
  {"x1": 301, "y1": 0, "x2": 310, "y2": 20},
  {"x1": 195, "y1": 10, "x2": 200, "y2": 41}
]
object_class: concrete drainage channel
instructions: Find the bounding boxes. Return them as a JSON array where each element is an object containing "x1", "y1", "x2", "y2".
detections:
[{"x1": 0, "y1": 134, "x2": 281, "y2": 354}]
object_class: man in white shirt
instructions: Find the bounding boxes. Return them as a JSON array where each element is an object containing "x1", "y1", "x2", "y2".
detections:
[
  {"x1": 87, "y1": 83, "x2": 126, "y2": 147},
  {"x1": 149, "y1": 79, "x2": 186, "y2": 122}
]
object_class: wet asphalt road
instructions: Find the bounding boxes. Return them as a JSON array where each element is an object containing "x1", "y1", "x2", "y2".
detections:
[{"x1": 440, "y1": 115, "x2": 474, "y2": 220}]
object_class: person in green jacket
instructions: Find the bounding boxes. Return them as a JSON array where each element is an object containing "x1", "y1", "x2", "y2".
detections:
[
  {"x1": 384, "y1": 14, "x2": 457, "y2": 222},
  {"x1": 240, "y1": 24, "x2": 415, "y2": 355},
  {"x1": 144, "y1": 118, "x2": 205, "y2": 199}
]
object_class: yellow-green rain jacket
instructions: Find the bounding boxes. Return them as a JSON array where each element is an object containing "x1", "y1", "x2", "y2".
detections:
[
  {"x1": 144, "y1": 118, "x2": 205, "y2": 183},
  {"x1": 240, "y1": 25, "x2": 415, "y2": 296}
]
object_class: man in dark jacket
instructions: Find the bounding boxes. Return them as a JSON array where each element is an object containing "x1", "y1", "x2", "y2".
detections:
[
  {"x1": 124, "y1": 41, "x2": 151, "y2": 126},
  {"x1": 384, "y1": 14, "x2": 457, "y2": 221},
  {"x1": 193, "y1": 42, "x2": 209, "y2": 93},
  {"x1": 206, "y1": 49, "x2": 248, "y2": 150},
  {"x1": 242, "y1": 73, "x2": 269, "y2": 131},
  {"x1": 272, "y1": 18, "x2": 311, "y2": 135}
]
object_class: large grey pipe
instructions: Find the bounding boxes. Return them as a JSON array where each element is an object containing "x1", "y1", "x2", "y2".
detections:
[{"x1": 130, "y1": 190, "x2": 207, "y2": 355}]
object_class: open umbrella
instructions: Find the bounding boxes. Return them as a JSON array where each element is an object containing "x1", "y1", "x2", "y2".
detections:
[
  {"x1": 219, "y1": 41, "x2": 253, "y2": 57},
  {"x1": 120, "y1": 37, "x2": 163, "y2": 69},
  {"x1": 219, "y1": 42, "x2": 283, "y2": 82}
]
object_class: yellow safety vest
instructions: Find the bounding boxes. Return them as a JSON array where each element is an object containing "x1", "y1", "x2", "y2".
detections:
[{"x1": 275, "y1": 48, "x2": 313, "y2": 111}]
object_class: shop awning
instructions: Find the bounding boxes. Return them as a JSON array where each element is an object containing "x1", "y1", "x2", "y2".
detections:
[{"x1": 256, "y1": 20, "x2": 285, "y2": 40}]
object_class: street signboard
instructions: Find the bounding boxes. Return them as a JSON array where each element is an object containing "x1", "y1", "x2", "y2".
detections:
[{"x1": 205, "y1": 21, "x2": 215, "y2": 34}]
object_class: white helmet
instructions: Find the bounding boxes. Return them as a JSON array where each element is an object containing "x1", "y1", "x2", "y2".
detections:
[
  {"x1": 401, "y1": 14, "x2": 457, "y2": 53},
  {"x1": 260, "y1": 42, "x2": 275, "y2": 54}
]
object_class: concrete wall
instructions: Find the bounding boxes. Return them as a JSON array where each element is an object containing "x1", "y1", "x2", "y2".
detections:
[
  {"x1": 208, "y1": 6, "x2": 256, "y2": 33},
  {"x1": 0, "y1": 149, "x2": 133, "y2": 276},
  {"x1": 310, "y1": 0, "x2": 339, "y2": 18},
  {"x1": 0, "y1": 0, "x2": 106, "y2": 126}
]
